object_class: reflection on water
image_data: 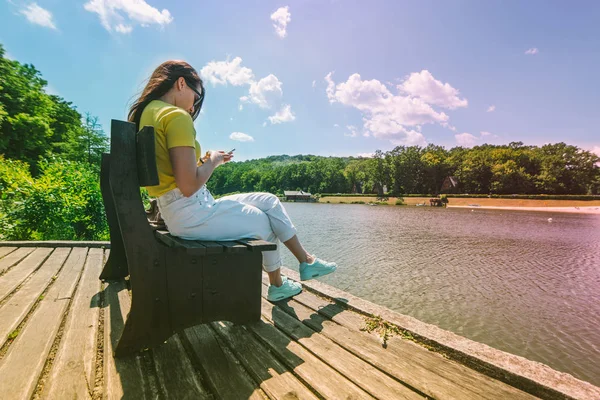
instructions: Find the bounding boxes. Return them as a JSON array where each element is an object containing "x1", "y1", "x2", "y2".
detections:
[{"x1": 280, "y1": 203, "x2": 600, "y2": 386}]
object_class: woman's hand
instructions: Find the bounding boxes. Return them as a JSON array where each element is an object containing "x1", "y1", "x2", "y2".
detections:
[{"x1": 206, "y1": 150, "x2": 234, "y2": 167}]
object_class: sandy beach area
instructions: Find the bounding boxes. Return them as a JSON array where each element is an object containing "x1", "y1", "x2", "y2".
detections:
[
  {"x1": 447, "y1": 205, "x2": 600, "y2": 214},
  {"x1": 318, "y1": 196, "x2": 600, "y2": 214}
]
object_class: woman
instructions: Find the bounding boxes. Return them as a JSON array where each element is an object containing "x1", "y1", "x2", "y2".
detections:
[{"x1": 129, "y1": 60, "x2": 337, "y2": 301}]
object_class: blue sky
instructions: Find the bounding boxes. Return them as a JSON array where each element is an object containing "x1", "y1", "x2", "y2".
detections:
[{"x1": 2, "y1": 0, "x2": 600, "y2": 160}]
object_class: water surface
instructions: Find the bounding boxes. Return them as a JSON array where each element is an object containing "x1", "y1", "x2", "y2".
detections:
[{"x1": 280, "y1": 203, "x2": 600, "y2": 386}]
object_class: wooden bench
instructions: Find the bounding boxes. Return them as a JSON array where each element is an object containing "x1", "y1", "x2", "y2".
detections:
[{"x1": 99, "y1": 120, "x2": 276, "y2": 357}]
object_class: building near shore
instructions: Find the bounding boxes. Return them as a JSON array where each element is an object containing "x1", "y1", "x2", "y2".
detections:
[{"x1": 284, "y1": 190, "x2": 312, "y2": 202}]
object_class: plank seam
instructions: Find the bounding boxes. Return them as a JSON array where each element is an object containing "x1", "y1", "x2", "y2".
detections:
[
  {"x1": 0, "y1": 247, "x2": 45, "y2": 282},
  {"x1": 205, "y1": 322, "x2": 282, "y2": 400},
  {"x1": 244, "y1": 317, "x2": 341, "y2": 400},
  {"x1": 122, "y1": 285, "x2": 164, "y2": 398},
  {"x1": 31, "y1": 248, "x2": 90, "y2": 399},
  {"x1": 178, "y1": 330, "x2": 223, "y2": 399},
  {"x1": 260, "y1": 304, "x2": 425, "y2": 400},
  {"x1": 0, "y1": 248, "x2": 35, "y2": 279},
  {"x1": 276, "y1": 298, "x2": 434, "y2": 399},
  {"x1": 0, "y1": 247, "x2": 17, "y2": 261},
  {"x1": 0, "y1": 249, "x2": 58, "y2": 308},
  {"x1": 207, "y1": 324, "x2": 269, "y2": 398},
  {"x1": 91, "y1": 254, "x2": 107, "y2": 400},
  {"x1": 0, "y1": 248, "x2": 68, "y2": 361},
  {"x1": 209, "y1": 322, "x2": 325, "y2": 400}
]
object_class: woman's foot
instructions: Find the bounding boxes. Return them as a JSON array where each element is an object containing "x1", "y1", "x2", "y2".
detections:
[
  {"x1": 299, "y1": 257, "x2": 337, "y2": 281},
  {"x1": 267, "y1": 277, "x2": 302, "y2": 301}
]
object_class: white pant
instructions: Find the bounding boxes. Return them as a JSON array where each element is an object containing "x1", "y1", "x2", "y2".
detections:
[{"x1": 156, "y1": 186, "x2": 297, "y2": 272}]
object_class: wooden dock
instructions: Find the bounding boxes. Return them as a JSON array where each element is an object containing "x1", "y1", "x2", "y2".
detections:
[{"x1": 0, "y1": 243, "x2": 598, "y2": 399}]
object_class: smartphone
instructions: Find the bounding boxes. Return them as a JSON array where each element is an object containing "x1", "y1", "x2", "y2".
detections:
[{"x1": 227, "y1": 148, "x2": 236, "y2": 154}]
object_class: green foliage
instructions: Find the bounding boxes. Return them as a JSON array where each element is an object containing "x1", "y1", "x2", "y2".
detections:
[
  {"x1": 0, "y1": 157, "x2": 108, "y2": 241},
  {"x1": 0, "y1": 44, "x2": 108, "y2": 176},
  {"x1": 395, "y1": 198, "x2": 405, "y2": 205},
  {"x1": 361, "y1": 315, "x2": 402, "y2": 347}
]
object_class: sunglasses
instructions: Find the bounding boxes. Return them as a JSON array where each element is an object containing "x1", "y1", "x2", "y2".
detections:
[{"x1": 186, "y1": 80, "x2": 204, "y2": 120}]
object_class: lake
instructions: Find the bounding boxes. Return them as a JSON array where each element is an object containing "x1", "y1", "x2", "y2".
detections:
[{"x1": 280, "y1": 203, "x2": 600, "y2": 387}]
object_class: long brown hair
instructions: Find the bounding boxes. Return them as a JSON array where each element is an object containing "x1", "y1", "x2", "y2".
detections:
[{"x1": 128, "y1": 60, "x2": 204, "y2": 130}]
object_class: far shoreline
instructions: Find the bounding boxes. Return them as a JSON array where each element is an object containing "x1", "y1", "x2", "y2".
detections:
[{"x1": 317, "y1": 196, "x2": 600, "y2": 214}]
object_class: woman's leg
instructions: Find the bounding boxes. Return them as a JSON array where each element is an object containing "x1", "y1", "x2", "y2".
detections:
[
  {"x1": 282, "y1": 235, "x2": 315, "y2": 264},
  {"x1": 218, "y1": 193, "x2": 315, "y2": 263}
]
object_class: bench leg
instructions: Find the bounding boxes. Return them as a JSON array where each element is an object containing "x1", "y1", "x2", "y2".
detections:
[
  {"x1": 99, "y1": 153, "x2": 129, "y2": 280},
  {"x1": 114, "y1": 307, "x2": 172, "y2": 357}
]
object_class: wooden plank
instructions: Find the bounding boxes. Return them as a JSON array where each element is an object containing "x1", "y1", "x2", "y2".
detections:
[
  {"x1": 269, "y1": 283, "x2": 535, "y2": 400},
  {"x1": 212, "y1": 321, "x2": 319, "y2": 400},
  {"x1": 236, "y1": 238, "x2": 277, "y2": 252},
  {"x1": 0, "y1": 247, "x2": 53, "y2": 301},
  {"x1": 0, "y1": 247, "x2": 35, "y2": 275},
  {"x1": 183, "y1": 324, "x2": 265, "y2": 400},
  {"x1": 0, "y1": 241, "x2": 109, "y2": 248},
  {"x1": 0, "y1": 247, "x2": 17, "y2": 259},
  {"x1": 246, "y1": 319, "x2": 373, "y2": 399},
  {"x1": 155, "y1": 232, "x2": 208, "y2": 255},
  {"x1": 215, "y1": 241, "x2": 249, "y2": 253},
  {"x1": 151, "y1": 334, "x2": 212, "y2": 399},
  {"x1": 0, "y1": 247, "x2": 87, "y2": 400},
  {"x1": 194, "y1": 241, "x2": 225, "y2": 255},
  {"x1": 0, "y1": 248, "x2": 71, "y2": 349},
  {"x1": 42, "y1": 248, "x2": 104, "y2": 400},
  {"x1": 103, "y1": 279, "x2": 152, "y2": 399},
  {"x1": 169, "y1": 236, "x2": 207, "y2": 256},
  {"x1": 155, "y1": 231, "x2": 178, "y2": 247},
  {"x1": 260, "y1": 297, "x2": 422, "y2": 399}
]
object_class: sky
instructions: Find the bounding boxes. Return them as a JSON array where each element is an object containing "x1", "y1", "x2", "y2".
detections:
[{"x1": 2, "y1": 0, "x2": 600, "y2": 161}]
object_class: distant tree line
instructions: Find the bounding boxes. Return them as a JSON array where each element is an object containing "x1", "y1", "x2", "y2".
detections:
[{"x1": 208, "y1": 143, "x2": 600, "y2": 197}]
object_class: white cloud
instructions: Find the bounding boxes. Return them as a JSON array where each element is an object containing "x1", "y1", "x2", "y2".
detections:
[
  {"x1": 248, "y1": 74, "x2": 283, "y2": 109},
  {"x1": 312, "y1": 80, "x2": 316, "y2": 88},
  {"x1": 238, "y1": 104, "x2": 243, "y2": 111},
  {"x1": 325, "y1": 72, "x2": 336, "y2": 103},
  {"x1": 20, "y1": 3, "x2": 57, "y2": 30},
  {"x1": 399, "y1": 70, "x2": 467, "y2": 109},
  {"x1": 115, "y1": 23, "x2": 132, "y2": 33},
  {"x1": 200, "y1": 57, "x2": 255, "y2": 86},
  {"x1": 333, "y1": 124, "x2": 339, "y2": 128},
  {"x1": 268, "y1": 104, "x2": 295, "y2": 124},
  {"x1": 357, "y1": 152, "x2": 375, "y2": 158},
  {"x1": 486, "y1": 105, "x2": 496, "y2": 112},
  {"x1": 455, "y1": 133, "x2": 478, "y2": 147},
  {"x1": 84, "y1": 0, "x2": 173, "y2": 33},
  {"x1": 344, "y1": 125, "x2": 358, "y2": 137},
  {"x1": 480, "y1": 131, "x2": 499, "y2": 139},
  {"x1": 271, "y1": 6, "x2": 291, "y2": 38},
  {"x1": 230, "y1": 132, "x2": 254, "y2": 142},
  {"x1": 441, "y1": 122, "x2": 457, "y2": 132},
  {"x1": 201, "y1": 57, "x2": 285, "y2": 109},
  {"x1": 326, "y1": 72, "x2": 447, "y2": 145},
  {"x1": 525, "y1": 48, "x2": 539, "y2": 55}
]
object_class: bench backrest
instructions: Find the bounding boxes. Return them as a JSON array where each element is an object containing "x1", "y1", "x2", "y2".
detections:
[{"x1": 103, "y1": 120, "x2": 159, "y2": 251}]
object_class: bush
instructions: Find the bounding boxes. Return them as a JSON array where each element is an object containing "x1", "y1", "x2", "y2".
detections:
[
  {"x1": 0, "y1": 157, "x2": 108, "y2": 241},
  {"x1": 395, "y1": 199, "x2": 405, "y2": 205},
  {"x1": 350, "y1": 201, "x2": 365, "y2": 204}
]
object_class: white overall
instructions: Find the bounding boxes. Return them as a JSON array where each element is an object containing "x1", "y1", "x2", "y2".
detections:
[{"x1": 156, "y1": 186, "x2": 297, "y2": 272}]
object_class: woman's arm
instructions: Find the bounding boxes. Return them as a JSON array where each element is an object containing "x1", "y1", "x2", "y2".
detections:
[{"x1": 169, "y1": 147, "x2": 232, "y2": 197}]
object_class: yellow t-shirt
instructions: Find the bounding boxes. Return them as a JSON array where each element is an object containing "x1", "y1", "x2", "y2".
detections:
[{"x1": 140, "y1": 100, "x2": 201, "y2": 197}]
